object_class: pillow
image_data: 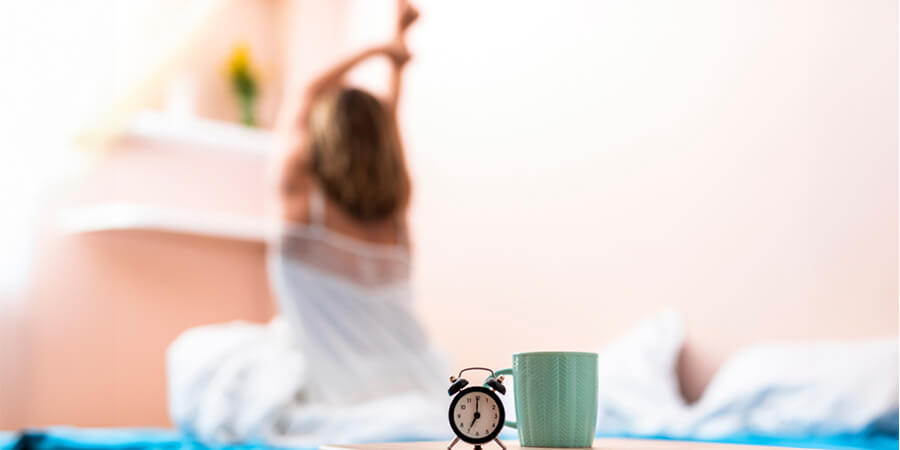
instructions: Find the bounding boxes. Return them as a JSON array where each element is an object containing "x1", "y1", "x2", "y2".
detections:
[
  {"x1": 676, "y1": 337, "x2": 899, "y2": 438},
  {"x1": 591, "y1": 311, "x2": 898, "y2": 441}
]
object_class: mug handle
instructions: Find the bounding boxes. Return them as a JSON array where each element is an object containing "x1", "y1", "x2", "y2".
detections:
[{"x1": 493, "y1": 368, "x2": 517, "y2": 429}]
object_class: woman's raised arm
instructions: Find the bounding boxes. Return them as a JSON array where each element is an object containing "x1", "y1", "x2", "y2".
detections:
[
  {"x1": 275, "y1": 45, "x2": 393, "y2": 134},
  {"x1": 385, "y1": 1, "x2": 419, "y2": 117}
]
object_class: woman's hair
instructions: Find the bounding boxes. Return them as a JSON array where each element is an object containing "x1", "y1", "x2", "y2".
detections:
[{"x1": 307, "y1": 87, "x2": 411, "y2": 223}]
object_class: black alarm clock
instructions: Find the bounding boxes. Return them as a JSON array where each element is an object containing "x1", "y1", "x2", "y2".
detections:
[{"x1": 446, "y1": 367, "x2": 507, "y2": 450}]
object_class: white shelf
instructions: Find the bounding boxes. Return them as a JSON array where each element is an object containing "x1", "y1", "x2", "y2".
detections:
[
  {"x1": 127, "y1": 111, "x2": 275, "y2": 155},
  {"x1": 60, "y1": 203, "x2": 273, "y2": 243}
]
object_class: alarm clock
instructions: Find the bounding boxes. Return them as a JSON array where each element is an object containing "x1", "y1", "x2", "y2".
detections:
[{"x1": 446, "y1": 367, "x2": 507, "y2": 450}]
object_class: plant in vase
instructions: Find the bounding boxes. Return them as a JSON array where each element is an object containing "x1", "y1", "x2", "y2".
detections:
[{"x1": 225, "y1": 43, "x2": 259, "y2": 127}]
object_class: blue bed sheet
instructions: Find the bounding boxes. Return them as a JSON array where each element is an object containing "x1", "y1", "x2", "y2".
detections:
[
  {"x1": 1, "y1": 428, "x2": 896, "y2": 450},
  {"x1": 596, "y1": 432, "x2": 899, "y2": 450},
  {"x1": 0, "y1": 428, "x2": 285, "y2": 450}
]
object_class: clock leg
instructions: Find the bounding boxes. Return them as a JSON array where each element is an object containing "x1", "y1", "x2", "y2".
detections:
[
  {"x1": 493, "y1": 438, "x2": 506, "y2": 450},
  {"x1": 447, "y1": 437, "x2": 460, "y2": 450}
]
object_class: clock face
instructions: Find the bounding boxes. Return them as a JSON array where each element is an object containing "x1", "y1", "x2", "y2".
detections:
[{"x1": 448, "y1": 386, "x2": 504, "y2": 444}]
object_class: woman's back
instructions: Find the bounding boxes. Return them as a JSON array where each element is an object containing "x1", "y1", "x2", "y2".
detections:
[
  {"x1": 269, "y1": 188, "x2": 445, "y2": 404},
  {"x1": 284, "y1": 183, "x2": 407, "y2": 246}
]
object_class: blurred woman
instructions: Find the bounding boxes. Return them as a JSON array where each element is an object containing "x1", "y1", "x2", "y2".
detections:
[
  {"x1": 168, "y1": 2, "x2": 448, "y2": 444},
  {"x1": 268, "y1": 0, "x2": 447, "y2": 405}
]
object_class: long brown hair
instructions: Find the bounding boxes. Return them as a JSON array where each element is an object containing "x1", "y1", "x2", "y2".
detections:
[{"x1": 307, "y1": 87, "x2": 411, "y2": 223}]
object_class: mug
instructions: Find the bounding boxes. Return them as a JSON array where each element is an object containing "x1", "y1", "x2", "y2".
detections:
[{"x1": 496, "y1": 351, "x2": 598, "y2": 448}]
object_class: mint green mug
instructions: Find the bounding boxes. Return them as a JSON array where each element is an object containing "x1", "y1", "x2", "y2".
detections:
[{"x1": 496, "y1": 352, "x2": 598, "y2": 448}]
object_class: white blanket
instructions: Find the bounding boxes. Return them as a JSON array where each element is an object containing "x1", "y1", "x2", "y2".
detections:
[
  {"x1": 167, "y1": 311, "x2": 897, "y2": 446},
  {"x1": 167, "y1": 317, "x2": 449, "y2": 447}
]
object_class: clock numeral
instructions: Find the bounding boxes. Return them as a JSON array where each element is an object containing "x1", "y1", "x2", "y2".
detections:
[
  {"x1": 456, "y1": 414, "x2": 461, "y2": 418},
  {"x1": 467, "y1": 398, "x2": 472, "y2": 403},
  {"x1": 459, "y1": 422, "x2": 464, "y2": 428},
  {"x1": 475, "y1": 431, "x2": 480, "y2": 436},
  {"x1": 491, "y1": 405, "x2": 496, "y2": 410},
  {"x1": 461, "y1": 405, "x2": 466, "y2": 410},
  {"x1": 494, "y1": 413, "x2": 498, "y2": 419},
  {"x1": 475, "y1": 395, "x2": 480, "y2": 400},
  {"x1": 485, "y1": 429, "x2": 490, "y2": 434}
]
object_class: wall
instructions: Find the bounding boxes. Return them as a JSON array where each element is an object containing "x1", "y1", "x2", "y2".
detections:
[
  {"x1": 3, "y1": 0, "x2": 285, "y2": 428},
  {"x1": 341, "y1": 0, "x2": 898, "y2": 401},
  {"x1": 0, "y1": 293, "x2": 25, "y2": 428},
  {"x1": 19, "y1": 141, "x2": 275, "y2": 427}
]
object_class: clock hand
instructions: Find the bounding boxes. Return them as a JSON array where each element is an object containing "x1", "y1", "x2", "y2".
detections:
[{"x1": 469, "y1": 398, "x2": 481, "y2": 430}]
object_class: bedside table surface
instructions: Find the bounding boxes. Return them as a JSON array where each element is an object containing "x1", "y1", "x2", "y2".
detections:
[{"x1": 321, "y1": 438, "x2": 806, "y2": 449}]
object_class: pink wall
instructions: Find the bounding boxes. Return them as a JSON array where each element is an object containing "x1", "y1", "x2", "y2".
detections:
[
  {"x1": 0, "y1": 293, "x2": 25, "y2": 428},
  {"x1": 339, "y1": 0, "x2": 898, "y2": 400},
  {"x1": 2, "y1": 0, "x2": 286, "y2": 428},
  {"x1": 17, "y1": 141, "x2": 275, "y2": 427}
]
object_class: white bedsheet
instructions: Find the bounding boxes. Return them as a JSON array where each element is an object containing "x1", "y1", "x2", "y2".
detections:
[{"x1": 167, "y1": 312, "x2": 898, "y2": 446}]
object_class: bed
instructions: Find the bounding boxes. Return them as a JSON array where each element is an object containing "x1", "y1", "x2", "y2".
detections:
[{"x1": 1, "y1": 428, "x2": 897, "y2": 450}]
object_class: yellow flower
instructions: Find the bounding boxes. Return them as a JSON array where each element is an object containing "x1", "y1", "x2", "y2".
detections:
[
  {"x1": 227, "y1": 43, "x2": 252, "y2": 78},
  {"x1": 224, "y1": 42, "x2": 259, "y2": 126}
]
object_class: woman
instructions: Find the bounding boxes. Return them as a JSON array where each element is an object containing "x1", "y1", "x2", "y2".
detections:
[
  {"x1": 268, "y1": 0, "x2": 447, "y2": 405},
  {"x1": 168, "y1": 2, "x2": 448, "y2": 444}
]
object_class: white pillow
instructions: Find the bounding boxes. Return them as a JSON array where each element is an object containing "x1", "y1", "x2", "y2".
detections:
[
  {"x1": 678, "y1": 337, "x2": 898, "y2": 438},
  {"x1": 592, "y1": 312, "x2": 898, "y2": 440}
]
